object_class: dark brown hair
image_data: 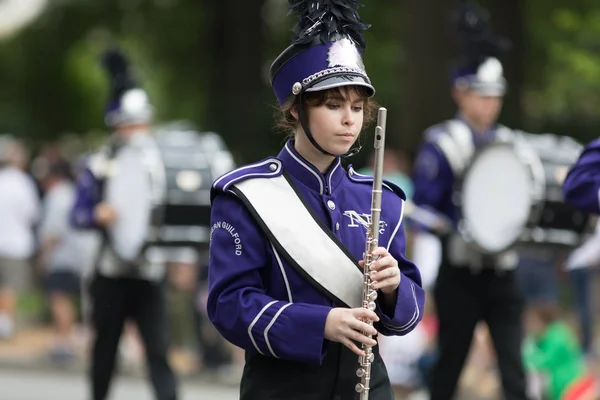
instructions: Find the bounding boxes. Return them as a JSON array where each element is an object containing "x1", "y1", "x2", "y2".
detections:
[{"x1": 275, "y1": 85, "x2": 379, "y2": 136}]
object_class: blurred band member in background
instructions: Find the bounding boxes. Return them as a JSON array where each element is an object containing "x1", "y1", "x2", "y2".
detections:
[
  {"x1": 408, "y1": 4, "x2": 528, "y2": 399},
  {"x1": 0, "y1": 137, "x2": 40, "y2": 340},
  {"x1": 70, "y1": 47, "x2": 177, "y2": 400}
]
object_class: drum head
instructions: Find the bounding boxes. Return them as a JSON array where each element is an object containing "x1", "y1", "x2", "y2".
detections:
[
  {"x1": 461, "y1": 144, "x2": 533, "y2": 253},
  {"x1": 106, "y1": 145, "x2": 153, "y2": 261}
]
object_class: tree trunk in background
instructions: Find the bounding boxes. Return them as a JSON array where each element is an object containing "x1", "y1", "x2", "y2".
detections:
[
  {"x1": 489, "y1": 0, "x2": 525, "y2": 130},
  {"x1": 398, "y1": 0, "x2": 458, "y2": 161},
  {"x1": 204, "y1": 0, "x2": 275, "y2": 164}
]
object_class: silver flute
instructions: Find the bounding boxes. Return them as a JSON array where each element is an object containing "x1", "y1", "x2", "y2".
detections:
[{"x1": 355, "y1": 107, "x2": 387, "y2": 400}]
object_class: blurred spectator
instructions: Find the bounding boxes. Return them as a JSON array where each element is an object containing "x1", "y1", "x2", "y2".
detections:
[
  {"x1": 37, "y1": 160, "x2": 84, "y2": 363},
  {"x1": 515, "y1": 245, "x2": 560, "y2": 306},
  {"x1": 565, "y1": 220, "x2": 600, "y2": 356},
  {"x1": 357, "y1": 148, "x2": 414, "y2": 199},
  {"x1": 0, "y1": 137, "x2": 40, "y2": 339},
  {"x1": 522, "y1": 301, "x2": 598, "y2": 400},
  {"x1": 31, "y1": 142, "x2": 65, "y2": 183},
  {"x1": 165, "y1": 247, "x2": 201, "y2": 374}
]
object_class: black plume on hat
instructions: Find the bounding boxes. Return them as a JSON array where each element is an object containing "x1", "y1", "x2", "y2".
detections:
[
  {"x1": 101, "y1": 47, "x2": 138, "y2": 108},
  {"x1": 270, "y1": 0, "x2": 374, "y2": 157},
  {"x1": 288, "y1": 0, "x2": 370, "y2": 49},
  {"x1": 452, "y1": 1, "x2": 511, "y2": 65}
]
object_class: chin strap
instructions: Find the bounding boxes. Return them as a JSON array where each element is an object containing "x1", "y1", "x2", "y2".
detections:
[
  {"x1": 295, "y1": 94, "x2": 333, "y2": 156},
  {"x1": 342, "y1": 145, "x2": 362, "y2": 158},
  {"x1": 295, "y1": 93, "x2": 363, "y2": 159}
]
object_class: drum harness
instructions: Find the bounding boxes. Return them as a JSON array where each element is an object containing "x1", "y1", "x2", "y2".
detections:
[
  {"x1": 92, "y1": 138, "x2": 167, "y2": 277},
  {"x1": 433, "y1": 120, "x2": 518, "y2": 274}
]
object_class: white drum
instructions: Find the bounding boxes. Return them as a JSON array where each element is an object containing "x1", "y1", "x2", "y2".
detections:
[
  {"x1": 104, "y1": 133, "x2": 165, "y2": 262},
  {"x1": 100, "y1": 124, "x2": 236, "y2": 265},
  {"x1": 459, "y1": 133, "x2": 590, "y2": 254}
]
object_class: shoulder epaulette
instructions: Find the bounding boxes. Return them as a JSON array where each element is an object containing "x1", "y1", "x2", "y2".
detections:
[
  {"x1": 495, "y1": 124, "x2": 515, "y2": 143},
  {"x1": 211, "y1": 157, "x2": 283, "y2": 202},
  {"x1": 423, "y1": 119, "x2": 474, "y2": 176},
  {"x1": 423, "y1": 122, "x2": 450, "y2": 143},
  {"x1": 346, "y1": 166, "x2": 406, "y2": 201},
  {"x1": 87, "y1": 146, "x2": 112, "y2": 178}
]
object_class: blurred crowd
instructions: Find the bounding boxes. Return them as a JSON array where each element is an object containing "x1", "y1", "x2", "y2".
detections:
[{"x1": 0, "y1": 135, "x2": 243, "y2": 379}]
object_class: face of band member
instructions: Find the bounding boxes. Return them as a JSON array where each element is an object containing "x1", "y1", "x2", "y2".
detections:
[
  {"x1": 115, "y1": 122, "x2": 150, "y2": 142},
  {"x1": 293, "y1": 87, "x2": 366, "y2": 157},
  {"x1": 3, "y1": 140, "x2": 29, "y2": 170},
  {"x1": 454, "y1": 89, "x2": 503, "y2": 132}
]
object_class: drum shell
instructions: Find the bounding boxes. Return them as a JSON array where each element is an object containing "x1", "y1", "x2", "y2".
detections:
[
  {"x1": 516, "y1": 134, "x2": 591, "y2": 247},
  {"x1": 458, "y1": 134, "x2": 591, "y2": 254},
  {"x1": 149, "y1": 128, "x2": 235, "y2": 250}
]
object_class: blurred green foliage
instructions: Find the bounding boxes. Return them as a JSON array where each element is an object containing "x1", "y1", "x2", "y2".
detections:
[
  {"x1": 523, "y1": 0, "x2": 600, "y2": 141},
  {"x1": 1, "y1": 0, "x2": 600, "y2": 163}
]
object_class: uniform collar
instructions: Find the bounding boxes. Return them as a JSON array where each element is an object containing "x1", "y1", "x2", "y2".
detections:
[
  {"x1": 455, "y1": 114, "x2": 496, "y2": 148},
  {"x1": 278, "y1": 140, "x2": 345, "y2": 195}
]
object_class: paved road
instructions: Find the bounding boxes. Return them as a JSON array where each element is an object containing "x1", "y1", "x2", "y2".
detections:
[{"x1": 0, "y1": 369, "x2": 240, "y2": 400}]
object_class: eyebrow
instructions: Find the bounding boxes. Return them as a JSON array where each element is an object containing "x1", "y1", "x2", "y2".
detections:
[{"x1": 326, "y1": 94, "x2": 366, "y2": 103}]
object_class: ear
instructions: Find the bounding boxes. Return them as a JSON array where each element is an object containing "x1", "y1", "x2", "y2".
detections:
[
  {"x1": 451, "y1": 86, "x2": 464, "y2": 105},
  {"x1": 289, "y1": 104, "x2": 299, "y2": 121}
]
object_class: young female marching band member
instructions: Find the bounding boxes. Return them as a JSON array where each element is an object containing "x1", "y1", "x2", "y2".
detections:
[{"x1": 207, "y1": 1, "x2": 424, "y2": 399}]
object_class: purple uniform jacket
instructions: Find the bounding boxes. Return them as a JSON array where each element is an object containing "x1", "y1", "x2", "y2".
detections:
[
  {"x1": 563, "y1": 138, "x2": 600, "y2": 214},
  {"x1": 207, "y1": 140, "x2": 424, "y2": 365},
  {"x1": 70, "y1": 168, "x2": 101, "y2": 230},
  {"x1": 410, "y1": 118, "x2": 496, "y2": 232}
]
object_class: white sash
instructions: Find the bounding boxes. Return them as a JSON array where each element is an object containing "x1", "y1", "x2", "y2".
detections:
[
  {"x1": 232, "y1": 174, "x2": 364, "y2": 308},
  {"x1": 434, "y1": 120, "x2": 475, "y2": 176}
]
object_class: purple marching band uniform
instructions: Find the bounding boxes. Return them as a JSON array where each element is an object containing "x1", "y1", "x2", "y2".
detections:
[
  {"x1": 411, "y1": 117, "x2": 497, "y2": 233},
  {"x1": 209, "y1": 140, "x2": 423, "y2": 358},
  {"x1": 71, "y1": 169, "x2": 99, "y2": 230},
  {"x1": 208, "y1": 142, "x2": 424, "y2": 398},
  {"x1": 562, "y1": 140, "x2": 600, "y2": 357},
  {"x1": 562, "y1": 138, "x2": 600, "y2": 214}
]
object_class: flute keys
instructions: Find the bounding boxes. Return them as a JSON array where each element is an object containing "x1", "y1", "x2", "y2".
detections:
[
  {"x1": 355, "y1": 383, "x2": 365, "y2": 393},
  {"x1": 368, "y1": 301, "x2": 376, "y2": 311},
  {"x1": 369, "y1": 291, "x2": 378, "y2": 301},
  {"x1": 356, "y1": 368, "x2": 365, "y2": 377}
]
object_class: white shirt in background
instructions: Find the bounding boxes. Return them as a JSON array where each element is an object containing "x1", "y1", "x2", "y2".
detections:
[
  {"x1": 0, "y1": 166, "x2": 40, "y2": 259},
  {"x1": 39, "y1": 181, "x2": 100, "y2": 274},
  {"x1": 566, "y1": 220, "x2": 600, "y2": 271}
]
